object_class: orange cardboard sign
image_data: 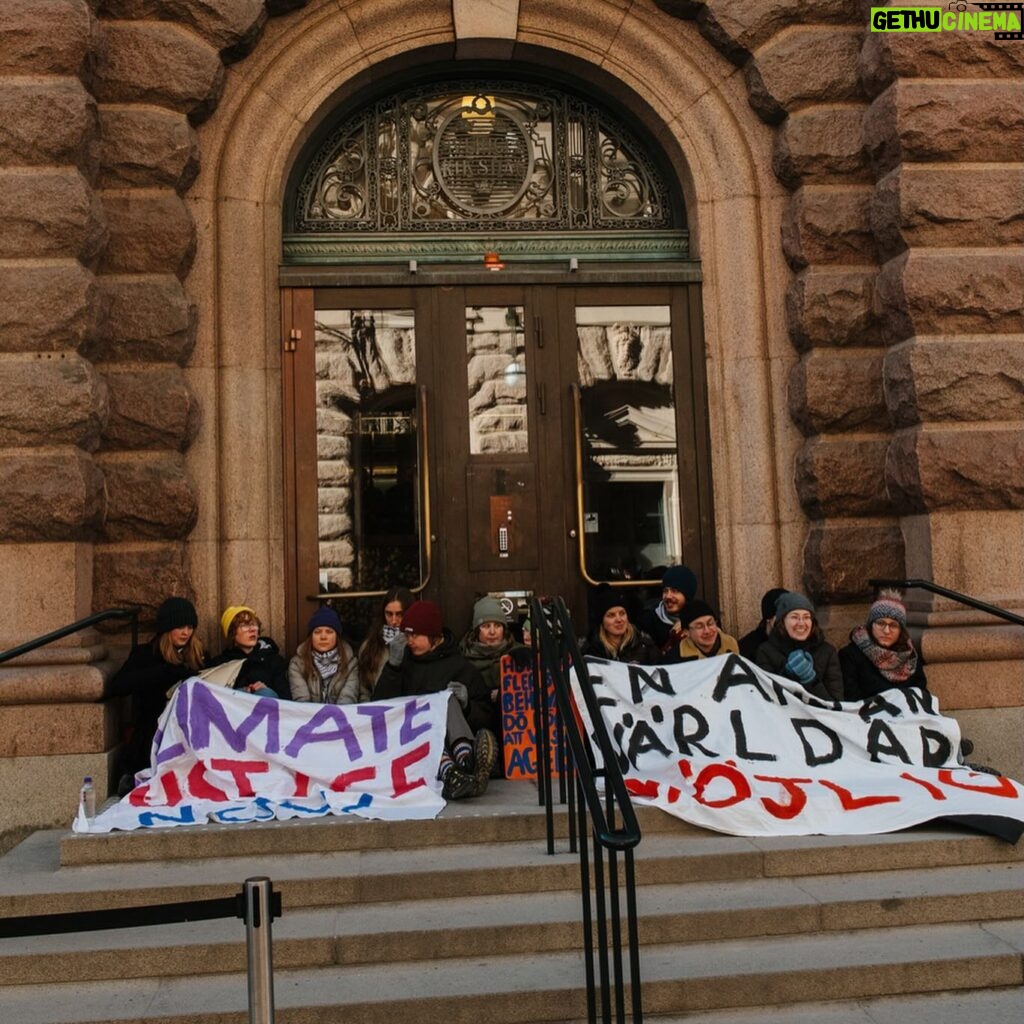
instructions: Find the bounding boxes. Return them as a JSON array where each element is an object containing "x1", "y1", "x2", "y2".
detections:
[{"x1": 500, "y1": 655, "x2": 561, "y2": 779}]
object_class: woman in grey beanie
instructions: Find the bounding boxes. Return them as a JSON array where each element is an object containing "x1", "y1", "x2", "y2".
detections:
[{"x1": 754, "y1": 591, "x2": 843, "y2": 700}]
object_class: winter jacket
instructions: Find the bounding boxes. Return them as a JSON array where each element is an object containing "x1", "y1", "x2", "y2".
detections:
[
  {"x1": 109, "y1": 638, "x2": 201, "y2": 777},
  {"x1": 459, "y1": 634, "x2": 531, "y2": 735},
  {"x1": 738, "y1": 624, "x2": 769, "y2": 662},
  {"x1": 207, "y1": 637, "x2": 290, "y2": 700},
  {"x1": 580, "y1": 627, "x2": 660, "y2": 665},
  {"x1": 288, "y1": 640, "x2": 360, "y2": 704},
  {"x1": 838, "y1": 639, "x2": 929, "y2": 702},
  {"x1": 637, "y1": 601, "x2": 684, "y2": 663},
  {"x1": 754, "y1": 631, "x2": 843, "y2": 701},
  {"x1": 374, "y1": 629, "x2": 491, "y2": 733},
  {"x1": 678, "y1": 631, "x2": 739, "y2": 663}
]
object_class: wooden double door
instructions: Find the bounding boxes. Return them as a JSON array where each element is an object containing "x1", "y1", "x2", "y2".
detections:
[{"x1": 282, "y1": 281, "x2": 713, "y2": 650}]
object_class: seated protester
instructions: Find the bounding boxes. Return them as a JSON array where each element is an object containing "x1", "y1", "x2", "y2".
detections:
[
  {"x1": 109, "y1": 597, "x2": 205, "y2": 793},
  {"x1": 206, "y1": 605, "x2": 289, "y2": 699},
  {"x1": 839, "y1": 590, "x2": 929, "y2": 702},
  {"x1": 754, "y1": 592, "x2": 843, "y2": 701},
  {"x1": 289, "y1": 606, "x2": 359, "y2": 704},
  {"x1": 460, "y1": 596, "x2": 531, "y2": 776},
  {"x1": 356, "y1": 586, "x2": 414, "y2": 703},
  {"x1": 581, "y1": 588, "x2": 659, "y2": 665},
  {"x1": 738, "y1": 587, "x2": 788, "y2": 662},
  {"x1": 374, "y1": 599, "x2": 497, "y2": 800},
  {"x1": 677, "y1": 600, "x2": 740, "y2": 662},
  {"x1": 637, "y1": 564, "x2": 698, "y2": 663}
]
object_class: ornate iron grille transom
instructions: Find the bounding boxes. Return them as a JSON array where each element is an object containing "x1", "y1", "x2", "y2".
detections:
[{"x1": 290, "y1": 82, "x2": 681, "y2": 238}]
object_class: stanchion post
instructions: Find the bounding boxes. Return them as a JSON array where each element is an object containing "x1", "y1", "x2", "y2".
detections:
[{"x1": 242, "y1": 877, "x2": 275, "y2": 1024}]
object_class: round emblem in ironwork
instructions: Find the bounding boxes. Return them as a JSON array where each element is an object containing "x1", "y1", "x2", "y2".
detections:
[{"x1": 433, "y1": 98, "x2": 534, "y2": 216}]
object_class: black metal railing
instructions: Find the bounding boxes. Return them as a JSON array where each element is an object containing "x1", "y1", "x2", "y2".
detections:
[
  {"x1": 869, "y1": 579, "x2": 1024, "y2": 628},
  {"x1": 0, "y1": 607, "x2": 139, "y2": 667},
  {"x1": 530, "y1": 595, "x2": 643, "y2": 1024},
  {"x1": 0, "y1": 878, "x2": 280, "y2": 1024}
]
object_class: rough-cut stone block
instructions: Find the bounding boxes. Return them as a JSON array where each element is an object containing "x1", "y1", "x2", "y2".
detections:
[
  {"x1": 0, "y1": 0, "x2": 93, "y2": 76},
  {"x1": 0, "y1": 261, "x2": 99, "y2": 352},
  {"x1": 0, "y1": 168, "x2": 107, "y2": 263},
  {"x1": 96, "y1": 0, "x2": 267, "y2": 59},
  {"x1": 875, "y1": 250, "x2": 1024, "y2": 342},
  {"x1": 887, "y1": 425, "x2": 1024, "y2": 515},
  {"x1": 93, "y1": 21, "x2": 225, "y2": 123},
  {"x1": 100, "y1": 364, "x2": 199, "y2": 450},
  {"x1": 803, "y1": 519, "x2": 906, "y2": 603},
  {"x1": 796, "y1": 436, "x2": 892, "y2": 518},
  {"x1": 92, "y1": 542, "x2": 192, "y2": 630},
  {"x1": 87, "y1": 275, "x2": 196, "y2": 363},
  {"x1": 786, "y1": 266, "x2": 882, "y2": 350},
  {"x1": 98, "y1": 451, "x2": 198, "y2": 541},
  {"x1": 865, "y1": 81, "x2": 1024, "y2": 177},
  {"x1": 872, "y1": 166, "x2": 1024, "y2": 260},
  {"x1": 746, "y1": 27, "x2": 863, "y2": 124},
  {"x1": 0, "y1": 351, "x2": 107, "y2": 449},
  {"x1": 0, "y1": 450, "x2": 104, "y2": 541},
  {"x1": 659, "y1": 0, "x2": 860, "y2": 64},
  {"x1": 782, "y1": 184, "x2": 877, "y2": 270},
  {"x1": 789, "y1": 349, "x2": 887, "y2": 435},
  {"x1": 0, "y1": 659, "x2": 109, "y2": 706},
  {"x1": 0, "y1": 78, "x2": 97, "y2": 170},
  {"x1": 859, "y1": 27, "x2": 1024, "y2": 98},
  {"x1": 773, "y1": 104, "x2": 870, "y2": 189},
  {"x1": 885, "y1": 336, "x2": 1024, "y2": 427},
  {"x1": 99, "y1": 190, "x2": 196, "y2": 277},
  {"x1": 97, "y1": 106, "x2": 199, "y2": 191}
]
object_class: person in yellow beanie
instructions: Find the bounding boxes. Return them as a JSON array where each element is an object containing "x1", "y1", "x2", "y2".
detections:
[{"x1": 206, "y1": 605, "x2": 289, "y2": 699}]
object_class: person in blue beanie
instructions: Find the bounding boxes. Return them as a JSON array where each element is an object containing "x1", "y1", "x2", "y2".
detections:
[{"x1": 289, "y1": 605, "x2": 359, "y2": 704}]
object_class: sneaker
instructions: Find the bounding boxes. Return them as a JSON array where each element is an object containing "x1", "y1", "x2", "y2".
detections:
[
  {"x1": 442, "y1": 766, "x2": 477, "y2": 800},
  {"x1": 473, "y1": 728, "x2": 499, "y2": 796}
]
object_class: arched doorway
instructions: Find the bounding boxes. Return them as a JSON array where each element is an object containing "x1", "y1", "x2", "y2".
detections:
[{"x1": 279, "y1": 75, "x2": 714, "y2": 645}]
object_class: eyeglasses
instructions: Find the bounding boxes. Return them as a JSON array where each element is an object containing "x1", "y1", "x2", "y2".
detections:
[{"x1": 873, "y1": 619, "x2": 900, "y2": 631}]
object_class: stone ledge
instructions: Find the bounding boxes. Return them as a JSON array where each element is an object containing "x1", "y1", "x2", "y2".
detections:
[
  {"x1": 0, "y1": 700, "x2": 119, "y2": 755},
  {"x1": 0, "y1": 661, "x2": 114, "y2": 706}
]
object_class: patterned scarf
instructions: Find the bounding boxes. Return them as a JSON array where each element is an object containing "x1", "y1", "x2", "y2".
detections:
[
  {"x1": 312, "y1": 647, "x2": 339, "y2": 683},
  {"x1": 850, "y1": 625, "x2": 917, "y2": 683}
]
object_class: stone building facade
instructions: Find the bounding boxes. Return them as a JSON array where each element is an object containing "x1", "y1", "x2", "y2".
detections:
[{"x1": 1, "y1": 0, "x2": 1023, "y2": 830}]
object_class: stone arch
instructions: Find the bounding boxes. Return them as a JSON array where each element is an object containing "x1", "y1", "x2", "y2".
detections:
[{"x1": 185, "y1": 0, "x2": 795, "y2": 635}]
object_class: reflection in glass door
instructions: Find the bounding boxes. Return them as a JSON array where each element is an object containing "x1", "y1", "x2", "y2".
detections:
[
  {"x1": 313, "y1": 308, "x2": 423, "y2": 595},
  {"x1": 575, "y1": 305, "x2": 682, "y2": 582}
]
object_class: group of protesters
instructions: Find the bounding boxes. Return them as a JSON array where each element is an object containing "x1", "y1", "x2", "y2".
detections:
[
  {"x1": 580, "y1": 566, "x2": 930, "y2": 708},
  {"x1": 109, "y1": 592, "x2": 528, "y2": 802},
  {"x1": 108, "y1": 567, "x2": 941, "y2": 801}
]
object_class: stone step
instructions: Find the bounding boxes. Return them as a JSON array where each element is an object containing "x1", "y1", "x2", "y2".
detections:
[
  {"x1": 1, "y1": 920, "x2": 1022, "y2": 1024},
  {"x1": 4, "y1": 861, "x2": 1024, "y2": 987}
]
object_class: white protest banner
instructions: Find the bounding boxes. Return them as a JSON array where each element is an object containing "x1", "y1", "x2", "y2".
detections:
[
  {"x1": 579, "y1": 654, "x2": 1024, "y2": 838},
  {"x1": 76, "y1": 680, "x2": 449, "y2": 833}
]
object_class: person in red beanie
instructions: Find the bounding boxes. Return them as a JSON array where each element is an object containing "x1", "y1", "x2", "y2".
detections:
[{"x1": 374, "y1": 599, "x2": 497, "y2": 799}]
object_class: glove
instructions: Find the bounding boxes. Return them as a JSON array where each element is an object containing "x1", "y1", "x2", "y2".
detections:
[
  {"x1": 784, "y1": 649, "x2": 816, "y2": 686},
  {"x1": 447, "y1": 681, "x2": 469, "y2": 708},
  {"x1": 386, "y1": 631, "x2": 408, "y2": 666}
]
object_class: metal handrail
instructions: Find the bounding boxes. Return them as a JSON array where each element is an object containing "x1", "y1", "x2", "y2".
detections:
[
  {"x1": 531, "y1": 595, "x2": 643, "y2": 1024},
  {"x1": 0, "y1": 607, "x2": 139, "y2": 667},
  {"x1": 869, "y1": 578, "x2": 1024, "y2": 628}
]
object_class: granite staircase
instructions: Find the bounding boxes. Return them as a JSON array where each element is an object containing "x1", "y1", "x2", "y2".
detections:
[{"x1": 1, "y1": 783, "x2": 1024, "y2": 1023}]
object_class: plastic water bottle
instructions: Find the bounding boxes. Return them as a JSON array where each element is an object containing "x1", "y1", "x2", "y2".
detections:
[{"x1": 79, "y1": 776, "x2": 96, "y2": 820}]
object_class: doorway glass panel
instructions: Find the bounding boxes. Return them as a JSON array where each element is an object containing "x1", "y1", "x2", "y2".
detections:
[
  {"x1": 313, "y1": 308, "x2": 422, "y2": 593},
  {"x1": 466, "y1": 304, "x2": 528, "y2": 454},
  {"x1": 576, "y1": 305, "x2": 680, "y2": 581}
]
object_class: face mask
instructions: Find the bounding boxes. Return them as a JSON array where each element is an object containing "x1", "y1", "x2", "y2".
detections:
[{"x1": 382, "y1": 624, "x2": 400, "y2": 643}]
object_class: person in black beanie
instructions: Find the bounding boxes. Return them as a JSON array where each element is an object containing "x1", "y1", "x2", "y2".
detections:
[
  {"x1": 637, "y1": 564, "x2": 698, "y2": 663},
  {"x1": 738, "y1": 587, "x2": 788, "y2": 661},
  {"x1": 109, "y1": 597, "x2": 206, "y2": 793},
  {"x1": 581, "y1": 586, "x2": 659, "y2": 665},
  {"x1": 677, "y1": 600, "x2": 740, "y2": 662}
]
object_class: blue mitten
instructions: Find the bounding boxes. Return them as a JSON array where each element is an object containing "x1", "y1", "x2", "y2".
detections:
[{"x1": 784, "y1": 649, "x2": 816, "y2": 686}]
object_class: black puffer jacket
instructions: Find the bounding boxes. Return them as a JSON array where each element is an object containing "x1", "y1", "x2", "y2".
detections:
[
  {"x1": 375, "y1": 629, "x2": 491, "y2": 733},
  {"x1": 207, "y1": 637, "x2": 290, "y2": 699},
  {"x1": 754, "y1": 631, "x2": 843, "y2": 701}
]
